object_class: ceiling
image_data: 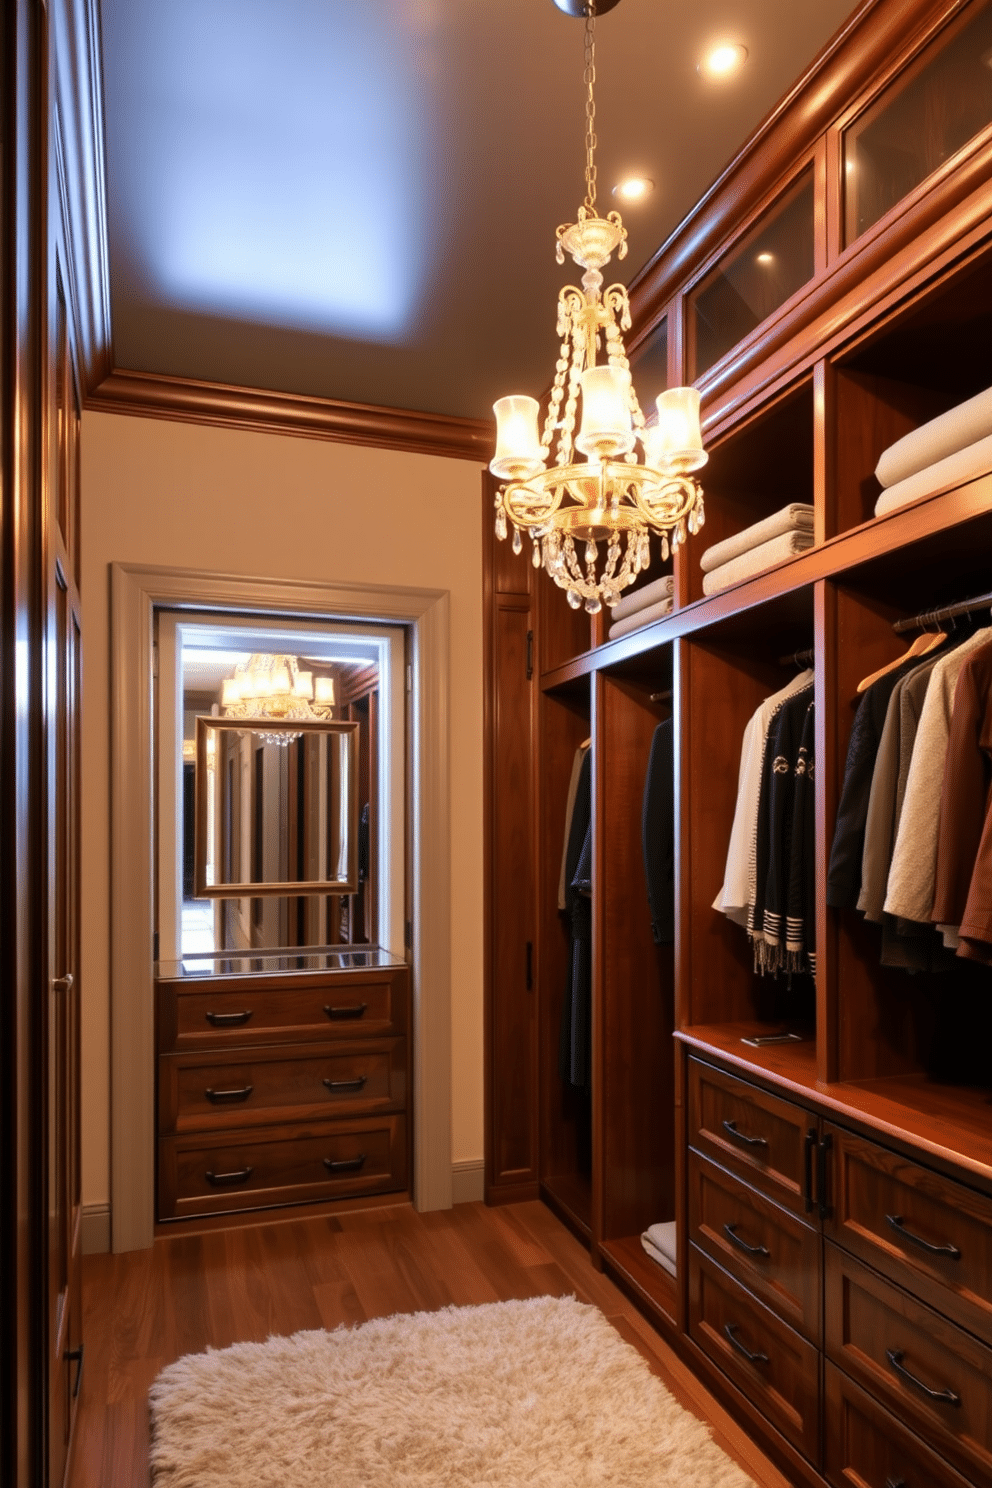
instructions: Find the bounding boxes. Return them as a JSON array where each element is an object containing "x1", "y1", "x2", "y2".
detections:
[{"x1": 98, "y1": 0, "x2": 860, "y2": 423}]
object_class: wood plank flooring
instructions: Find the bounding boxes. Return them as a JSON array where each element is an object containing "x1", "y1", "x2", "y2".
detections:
[{"x1": 69, "y1": 1199, "x2": 790, "y2": 1488}]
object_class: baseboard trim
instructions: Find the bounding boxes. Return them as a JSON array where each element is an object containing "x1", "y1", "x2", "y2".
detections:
[
  {"x1": 82, "y1": 1203, "x2": 111, "y2": 1255},
  {"x1": 451, "y1": 1160, "x2": 485, "y2": 1205}
]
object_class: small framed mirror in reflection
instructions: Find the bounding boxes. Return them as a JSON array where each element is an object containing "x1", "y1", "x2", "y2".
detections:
[{"x1": 194, "y1": 715, "x2": 359, "y2": 897}]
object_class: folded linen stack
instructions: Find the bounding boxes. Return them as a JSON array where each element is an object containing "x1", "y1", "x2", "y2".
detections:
[
  {"x1": 640, "y1": 1220, "x2": 677, "y2": 1278},
  {"x1": 606, "y1": 574, "x2": 674, "y2": 640},
  {"x1": 874, "y1": 384, "x2": 992, "y2": 517},
  {"x1": 700, "y1": 503, "x2": 815, "y2": 595}
]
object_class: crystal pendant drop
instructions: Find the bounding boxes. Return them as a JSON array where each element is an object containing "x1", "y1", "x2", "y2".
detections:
[
  {"x1": 567, "y1": 588, "x2": 583, "y2": 610},
  {"x1": 512, "y1": 526, "x2": 522, "y2": 555},
  {"x1": 661, "y1": 533, "x2": 670, "y2": 561},
  {"x1": 584, "y1": 596, "x2": 602, "y2": 615},
  {"x1": 495, "y1": 509, "x2": 507, "y2": 541},
  {"x1": 532, "y1": 541, "x2": 542, "y2": 568},
  {"x1": 584, "y1": 540, "x2": 598, "y2": 567}
]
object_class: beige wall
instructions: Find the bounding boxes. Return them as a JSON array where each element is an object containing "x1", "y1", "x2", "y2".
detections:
[{"x1": 81, "y1": 410, "x2": 485, "y2": 1209}]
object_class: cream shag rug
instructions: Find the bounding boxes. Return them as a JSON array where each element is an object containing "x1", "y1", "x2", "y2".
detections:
[{"x1": 149, "y1": 1295, "x2": 755, "y2": 1487}]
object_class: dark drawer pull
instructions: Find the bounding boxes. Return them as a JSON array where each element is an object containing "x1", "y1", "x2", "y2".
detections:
[
  {"x1": 885, "y1": 1479, "x2": 907, "y2": 1488},
  {"x1": 205, "y1": 1009, "x2": 253, "y2": 1027},
  {"x1": 803, "y1": 1128, "x2": 817, "y2": 1214},
  {"x1": 322, "y1": 1075, "x2": 367, "y2": 1093},
  {"x1": 204, "y1": 1084, "x2": 253, "y2": 1104},
  {"x1": 205, "y1": 1166, "x2": 253, "y2": 1186},
  {"x1": 323, "y1": 1153, "x2": 367, "y2": 1173},
  {"x1": 324, "y1": 1003, "x2": 368, "y2": 1021},
  {"x1": 722, "y1": 1118, "x2": 768, "y2": 1150},
  {"x1": 885, "y1": 1348, "x2": 961, "y2": 1407},
  {"x1": 723, "y1": 1222, "x2": 770, "y2": 1259},
  {"x1": 723, "y1": 1322, "x2": 769, "y2": 1366},
  {"x1": 885, "y1": 1213, "x2": 961, "y2": 1260}
]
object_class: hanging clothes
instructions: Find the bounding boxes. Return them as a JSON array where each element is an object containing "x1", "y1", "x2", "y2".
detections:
[
  {"x1": 558, "y1": 741, "x2": 590, "y2": 910},
  {"x1": 558, "y1": 748, "x2": 592, "y2": 1090},
  {"x1": 642, "y1": 720, "x2": 675, "y2": 944},
  {"x1": 786, "y1": 700, "x2": 817, "y2": 975},
  {"x1": 714, "y1": 669, "x2": 813, "y2": 927},
  {"x1": 931, "y1": 640, "x2": 992, "y2": 959},
  {"x1": 749, "y1": 683, "x2": 815, "y2": 976}
]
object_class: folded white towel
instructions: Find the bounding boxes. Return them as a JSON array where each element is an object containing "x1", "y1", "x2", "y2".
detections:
[
  {"x1": 874, "y1": 430, "x2": 992, "y2": 517},
  {"x1": 699, "y1": 503, "x2": 814, "y2": 574},
  {"x1": 875, "y1": 384, "x2": 992, "y2": 488},
  {"x1": 701, "y1": 529, "x2": 814, "y2": 595},
  {"x1": 607, "y1": 595, "x2": 673, "y2": 640},
  {"x1": 640, "y1": 1237, "x2": 677, "y2": 1278},
  {"x1": 644, "y1": 1220, "x2": 677, "y2": 1263},
  {"x1": 610, "y1": 574, "x2": 675, "y2": 622}
]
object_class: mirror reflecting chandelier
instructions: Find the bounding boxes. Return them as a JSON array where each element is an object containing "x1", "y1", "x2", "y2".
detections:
[
  {"x1": 220, "y1": 654, "x2": 336, "y2": 746},
  {"x1": 490, "y1": 2, "x2": 708, "y2": 614}
]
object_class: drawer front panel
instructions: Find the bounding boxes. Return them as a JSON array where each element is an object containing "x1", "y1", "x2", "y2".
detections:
[
  {"x1": 825, "y1": 1121, "x2": 992, "y2": 1341},
  {"x1": 688, "y1": 1057, "x2": 814, "y2": 1216},
  {"x1": 688, "y1": 1149, "x2": 821, "y2": 1343},
  {"x1": 824, "y1": 1243, "x2": 992, "y2": 1486},
  {"x1": 158, "y1": 1116, "x2": 408, "y2": 1220},
  {"x1": 824, "y1": 1361, "x2": 972, "y2": 1488},
  {"x1": 158, "y1": 974, "x2": 406, "y2": 1052},
  {"x1": 689, "y1": 1245, "x2": 819, "y2": 1462},
  {"x1": 158, "y1": 1039, "x2": 406, "y2": 1134}
]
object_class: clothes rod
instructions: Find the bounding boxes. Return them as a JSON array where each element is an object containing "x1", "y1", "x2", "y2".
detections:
[
  {"x1": 777, "y1": 647, "x2": 814, "y2": 667},
  {"x1": 892, "y1": 591, "x2": 992, "y2": 634}
]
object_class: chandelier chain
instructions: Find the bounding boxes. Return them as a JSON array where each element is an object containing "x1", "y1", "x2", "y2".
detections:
[{"x1": 583, "y1": 9, "x2": 597, "y2": 213}]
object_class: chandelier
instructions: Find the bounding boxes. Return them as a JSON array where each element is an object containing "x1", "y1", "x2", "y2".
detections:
[
  {"x1": 220, "y1": 654, "x2": 336, "y2": 746},
  {"x1": 489, "y1": 2, "x2": 707, "y2": 614}
]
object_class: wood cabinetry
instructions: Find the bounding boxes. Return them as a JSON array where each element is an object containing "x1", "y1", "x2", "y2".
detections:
[
  {"x1": 155, "y1": 955, "x2": 411, "y2": 1224},
  {"x1": 484, "y1": 1, "x2": 992, "y2": 1483}
]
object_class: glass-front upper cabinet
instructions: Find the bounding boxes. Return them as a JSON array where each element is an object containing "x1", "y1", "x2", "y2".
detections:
[
  {"x1": 844, "y1": 0, "x2": 992, "y2": 246},
  {"x1": 630, "y1": 314, "x2": 668, "y2": 417},
  {"x1": 687, "y1": 169, "x2": 815, "y2": 381}
]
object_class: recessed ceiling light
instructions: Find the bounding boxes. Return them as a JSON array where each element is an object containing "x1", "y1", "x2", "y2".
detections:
[
  {"x1": 698, "y1": 42, "x2": 748, "y2": 80},
  {"x1": 613, "y1": 177, "x2": 655, "y2": 203},
  {"x1": 756, "y1": 252, "x2": 774, "y2": 264}
]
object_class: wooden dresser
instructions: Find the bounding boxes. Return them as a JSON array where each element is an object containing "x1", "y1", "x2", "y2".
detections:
[{"x1": 155, "y1": 950, "x2": 411, "y2": 1223}]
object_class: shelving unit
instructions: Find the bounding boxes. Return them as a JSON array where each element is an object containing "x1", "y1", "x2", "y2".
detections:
[{"x1": 485, "y1": 3, "x2": 992, "y2": 1483}]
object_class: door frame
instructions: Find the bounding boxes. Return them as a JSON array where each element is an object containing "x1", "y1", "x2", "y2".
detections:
[{"x1": 110, "y1": 561, "x2": 452, "y2": 1252}]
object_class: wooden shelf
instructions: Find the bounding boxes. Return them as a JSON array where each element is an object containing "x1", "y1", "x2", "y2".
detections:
[{"x1": 599, "y1": 1234, "x2": 678, "y2": 1329}]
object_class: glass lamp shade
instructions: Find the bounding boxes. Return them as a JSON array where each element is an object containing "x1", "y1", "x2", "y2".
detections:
[
  {"x1": 293, "y1": 670, "x2": 313, "y2": 700},
  {"x1": 575, "y1": 366, "x2": 635, "y2": 459},
  {"x1": 652, "y1": 387, "x2": 707, "y2": 473},
  {"x1": 314, "y1": 676, "x2": 336, "y2": 706},
  {"x1": 221, "y1": 677, "x2": 242, "y2": 706},
  {"x1": 271, "y1": 664, "x2": 291, "y2": 695},
  {"x1": 490, "y1": 396, "x2": 546, "y2": 480}
]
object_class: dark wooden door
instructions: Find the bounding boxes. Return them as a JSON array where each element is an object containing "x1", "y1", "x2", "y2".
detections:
[{"x1": 45, "y1": 270, "x2": 83, "y2": 1488}]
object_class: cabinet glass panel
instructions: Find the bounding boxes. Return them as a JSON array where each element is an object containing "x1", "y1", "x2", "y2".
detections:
[
  {"x1": 688, "y1": 170, "x2": 814, "y2": 381},
  {"x1": 631, "y1": 315, "x2": 668, "y2": 413},
  {"x1": 844, "y1": 0, "x2": 992, "y2": 246}
]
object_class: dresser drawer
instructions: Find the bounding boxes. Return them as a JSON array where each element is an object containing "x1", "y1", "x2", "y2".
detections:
[
  {"x1": 158, "y1": 1039, "x2": 406, "y2": 1134},
  {"x1": 688, "y1": 1057, "x2": 815, "y2": 1217},
  {"x1": 825, "y1": 1243, "x2": 992, "y2": 1486},
  {"x1": 824, "y1": 1361, "x2": 973, "y2": 1488},
  {"x1": 157, "y1": 973, "x2": 407, "y2": 1053},
  {"x1": 825, "y1": 1121, "x2": 992, "y2": 1342},
  {"x1": 689, "y1": 1244, "x2": 819, "y2": 1462},
  {"x1": 688, "y1": 1149, "x2": 821, "y2": 1344},
  {"x1": 158, "y1": 1115, "x2": 408, "y2": 1220}
]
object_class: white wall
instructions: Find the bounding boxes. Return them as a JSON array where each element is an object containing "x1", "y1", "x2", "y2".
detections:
[{"x1": 81, "y1": 410, "x2": 485, "y2": 1210}]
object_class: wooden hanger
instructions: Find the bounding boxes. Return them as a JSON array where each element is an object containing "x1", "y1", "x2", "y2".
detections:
[{"x1": 855, "y1": 622, "x2": 947, "y2": 694}]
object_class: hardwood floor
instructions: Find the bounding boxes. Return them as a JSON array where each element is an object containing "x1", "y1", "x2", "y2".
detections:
[{"x1": 69, "y1": 1199, "x2": 790, "y2": 1488}]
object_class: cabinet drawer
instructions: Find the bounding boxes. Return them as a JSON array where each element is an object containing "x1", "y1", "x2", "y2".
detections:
[
  {"x1": 825, "y1": 1243, "x2": 992, "y2": 1486},
  {"x1": 825, "y1": 1121, "x2": 992, "y2": 1341},
  {"x1": 824, "y1": 1361, "x2": 973, "y2": 1488},
  {"x1": 158, "y1": 1115, "x2": 408, "y2": 1220},
  {"x1": 689, "y1": 1244, "x2": 819, "y2": 1462},
  {"x1": 688, "y1": 1057, "x2": 815, "y2": 1217},
  {"x1": 158, "y1": 1039, "x2": 406, "y2": 1134},
  {"x1": 688, "y1": 1149, "x2": 820, "y2": 1344},
  {"x1": 157, "y1": 973, "x2": 407, "y2": 1053}
]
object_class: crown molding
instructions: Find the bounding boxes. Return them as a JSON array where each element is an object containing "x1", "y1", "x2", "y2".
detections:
[{"x1": 86, "y1": 366, "x2": 492, "y2": 463}]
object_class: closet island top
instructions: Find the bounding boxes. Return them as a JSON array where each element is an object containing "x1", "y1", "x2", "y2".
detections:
[{"x1": 155, "y1": 946, "x2": 405, "y2": 982}]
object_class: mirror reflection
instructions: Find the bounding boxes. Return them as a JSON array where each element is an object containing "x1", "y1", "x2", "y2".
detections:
[{"x1": 194, "y1": 716, "x2": 358, "y2": 897}]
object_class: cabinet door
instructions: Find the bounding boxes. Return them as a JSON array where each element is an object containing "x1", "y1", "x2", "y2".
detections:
[{"x1": 488, "y1": 598, "x2": 538, "y2": 1191}]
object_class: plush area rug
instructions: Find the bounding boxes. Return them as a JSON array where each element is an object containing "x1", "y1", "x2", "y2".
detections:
[{"x1": 148, "y1": 1295, "x2": 755, "y2": 1487}]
